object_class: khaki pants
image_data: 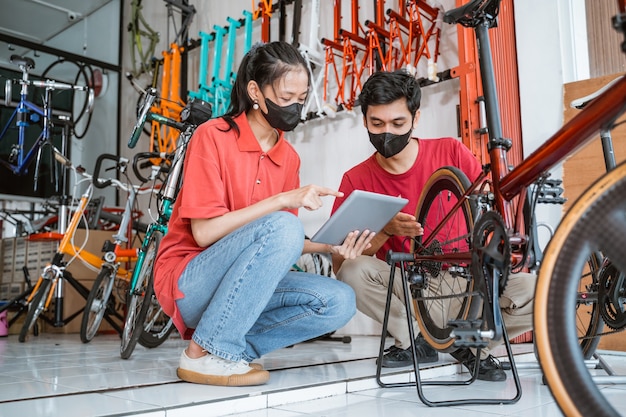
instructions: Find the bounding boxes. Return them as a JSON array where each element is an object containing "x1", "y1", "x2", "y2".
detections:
[{"x1": 337, "y1": 255, "x2": 535, "y2": 357}]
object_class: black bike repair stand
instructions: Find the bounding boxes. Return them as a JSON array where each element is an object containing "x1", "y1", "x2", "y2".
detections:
[{"x1": 374, "y1": 257, "x2": 522, "y2": 407}]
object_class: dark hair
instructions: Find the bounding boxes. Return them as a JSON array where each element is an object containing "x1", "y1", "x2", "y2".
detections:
[
  {"x1": 358, "y1": 70, "x2": 421, "y2": 118},
  {"x1": 221, "y1": 41, "x2": 309, "y2": 135}
]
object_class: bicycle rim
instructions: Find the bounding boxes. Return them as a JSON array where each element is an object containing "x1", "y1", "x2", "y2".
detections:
[
  {"x1": 19, "y1": 278, "x2": 52, "y2": 343},
  {"x1": 578, "y1": 253, "x2": 605, "y2": 359},
  {"x1": 137, "y1": 282, "x2": 174, "y2": 348},
  {"x1": 121, "y1": 230, "x2": 162, "y2": 359},
  {"x1": 535, "y1": 162, "x2": 626, "y2": 417},
  {"x1": 413, "y1": 166, "x2": 479, "y2": 351},
  {"x1": 80, "y1": 266, "x2": 116, "y2": 343}
]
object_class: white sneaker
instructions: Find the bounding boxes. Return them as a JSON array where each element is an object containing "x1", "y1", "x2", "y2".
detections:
[{"x1": 177, "y1": 349, "x2": 270, "y2": 386}]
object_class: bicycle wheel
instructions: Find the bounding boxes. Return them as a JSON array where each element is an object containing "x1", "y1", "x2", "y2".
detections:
[
  {"x1": 412, "y1": 166, "x2": 479, "y2": 352},
  {"x1": 19, "y1": 278, "x2": 53, "y2": 343},
  {"x1": 120, "y1": 230, "x2": 162, "y2": 359},
  {"x1": 137, "y1": 279, "x2": 175, "y2": 348},
  {"x1": 535, "y1": 162, "x2": 626, "y2": 417},
  {"x1": 80, "y1": 265, "x2": 116, "y2": 343},
  {"x1": 578, "y1": 253, "x2": 604, "y2": 359}
]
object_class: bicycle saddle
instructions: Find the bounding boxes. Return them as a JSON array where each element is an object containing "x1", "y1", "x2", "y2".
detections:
[
  {"x1": 10, "y1": 55, "x2": 35, "y2": 71},
  {"x1": 444, "y1": 0, "x2": 501, "y2": 28}
]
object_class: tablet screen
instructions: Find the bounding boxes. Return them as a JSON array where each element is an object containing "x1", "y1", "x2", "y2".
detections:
[{"x1": 310, "y1": 190, "x2": 408, "y2": 245}]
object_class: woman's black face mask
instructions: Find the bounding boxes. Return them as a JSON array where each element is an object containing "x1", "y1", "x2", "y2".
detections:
[
  {"x1": 368, "y1": 128, "x2": 413, "y2": 158},
  {"x1": 261, "y1": 98, "x2": 303, "y2": 131}
]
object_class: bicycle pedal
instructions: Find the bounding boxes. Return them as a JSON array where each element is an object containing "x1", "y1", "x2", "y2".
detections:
[{"x1": 448, "y1": 319, "x2": 489, "y2": 349}]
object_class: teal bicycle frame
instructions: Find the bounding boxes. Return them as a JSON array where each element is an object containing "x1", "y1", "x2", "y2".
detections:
[{"x1": 189, "y1": 10, "x2": 253, "y2": 117}]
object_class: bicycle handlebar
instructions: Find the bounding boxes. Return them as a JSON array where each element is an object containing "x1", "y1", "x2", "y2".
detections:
[
  {"x1": 26, "y1": 79, "x2": 90, "y2": 91},
  {"x1": 93, "y1": 153, "x2": 127, "y2": 189},
  {"x1": 128, "y1": 87, "x2": 189, "y2": 149},
  {"x1": 52, "y1": 147, "x2": 156, "y2": 195},
  {"x1": 132, "y1": 151, "x2": 172, "y2": 183},
  {"x1": 128, "y1": 88, "x2": 157, "y2": 149}
]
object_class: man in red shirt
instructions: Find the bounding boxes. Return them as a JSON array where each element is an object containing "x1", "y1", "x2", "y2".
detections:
[{"x1": 332, "y1": 70, "x2": 535, "y2": 382}]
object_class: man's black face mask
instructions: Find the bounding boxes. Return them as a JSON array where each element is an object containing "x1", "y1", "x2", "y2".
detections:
[{"x1": 368, "y1": 128, "x2": 412, "y2": 158}]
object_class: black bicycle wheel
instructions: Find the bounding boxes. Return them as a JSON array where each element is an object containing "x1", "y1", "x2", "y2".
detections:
[
  {"x1": 413, "y1": 166, "x2": 479, "y2": 352},
  {"x1": 19, "y1": 278, "x2": 52, "y2": 343},
  {"x1": 137, "y1": 280, "x2": 175, "y2": 348},
  {"x1": 80, "y1": 265, "x2": 116, "y2": 343},
  {"x1": 535, "y1": 161, "x2": 626, "y2": 417},
  {"x1": 577, "y1": 253, "x2": 604, "y2": 359},
  {"x1": 120, "y1": 230, "x2": 162, "y2": 359}
]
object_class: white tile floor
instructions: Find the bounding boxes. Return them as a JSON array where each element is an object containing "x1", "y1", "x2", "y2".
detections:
[{"x1": 1, "y1": 332, "x2": 626, "y2": 416}]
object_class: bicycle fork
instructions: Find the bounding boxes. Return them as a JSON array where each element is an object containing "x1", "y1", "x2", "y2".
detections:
[{"x1": 26, "y1": 262, "x2": 63, "y2": 326}]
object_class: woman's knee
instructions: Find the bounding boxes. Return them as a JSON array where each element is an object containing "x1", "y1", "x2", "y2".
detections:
[
  {"x1": 266, "y1": 212, "x2": 303, "y2": 242},
  {"x1": 325, "y1": 279, "x2": 357, "y2": 323}
]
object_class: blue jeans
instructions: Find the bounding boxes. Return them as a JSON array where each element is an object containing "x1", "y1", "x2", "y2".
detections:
[{"x1": 176, "y1": 212, "x2": 356, "y2": 362}]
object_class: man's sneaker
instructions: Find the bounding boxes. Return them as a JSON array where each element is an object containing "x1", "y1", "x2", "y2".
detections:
[
  {"x1": 450, "y1": 348, "x2": 506, "y2": 382},
  {"x1": 177, "y1": 349, "x2": 270, "y2": 386},
  {"x1": 378, "y1": 335, "x2": 439, "y2": 368}
]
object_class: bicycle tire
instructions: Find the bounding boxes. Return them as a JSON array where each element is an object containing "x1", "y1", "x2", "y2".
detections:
[
  {"x1": 413, "y1": 166, "x2": 480, "y2": 352},
  {"x1": 19, "y1": 278, "x2": 52, "y2": 343},
  {"x1": 578, "y1": 253, "x2": 604, "y2": 359},
  {"x1": 120, "y1": 230, "x2": 162, "y2": 359},
  {"x1": 137, "y1": 280, "x2": 175, "y2": 348},
  {"x1": 80, "y1": 266, "x2": 116, "y2": 343},
  {"x1": 535, "y1": 161, "x2": 626, "y2": 417}
]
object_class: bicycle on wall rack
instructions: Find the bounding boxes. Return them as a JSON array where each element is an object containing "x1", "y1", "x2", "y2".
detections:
[
  {"x1": 1, "y1": 55, "x2": 93, "y2": 182},
  {"x1": 120, "y1": 88, "x2": 211, "y2": 359},
  {"x1": 371, "y1": 0, "x2": 626, "y2": 411}
]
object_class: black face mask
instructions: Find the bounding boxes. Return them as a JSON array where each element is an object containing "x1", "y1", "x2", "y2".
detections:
[
  {"x1": 261, "y1": 98, "x2": 303, "y2": 131},
  {"x1": 368, "y1": 128, "x2": 412, "y2": 158}
]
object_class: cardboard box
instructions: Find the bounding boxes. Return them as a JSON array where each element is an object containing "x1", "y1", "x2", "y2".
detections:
[
  {"x1": 2, "y1": 228, "x2": 135, "y2": 336},
  {"x1": 63, "y1": 229, "x2": 111, "y2": 281},
  {"x1": 42, "y1": 229, "x2": 129, "y2": 335}
]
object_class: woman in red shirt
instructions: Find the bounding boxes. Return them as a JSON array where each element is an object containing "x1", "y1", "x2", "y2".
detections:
[{"x1": 154, "y1": 41, "x2": 373, "y2": 387}]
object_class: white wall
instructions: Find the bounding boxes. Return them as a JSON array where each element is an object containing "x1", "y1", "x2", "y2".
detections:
[{"x1": 515, "y1": 0, "x2": 589, "y2": 251}]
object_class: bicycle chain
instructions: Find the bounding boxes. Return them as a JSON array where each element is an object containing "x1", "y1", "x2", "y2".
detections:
[{"x1": 578, "y1": 326, "x2": 626, "y2": 340}]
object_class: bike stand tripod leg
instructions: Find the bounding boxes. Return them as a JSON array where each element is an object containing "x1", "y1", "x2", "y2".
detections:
[
  {"x1": 591, "y1": 352, "x2": 626, "y2": 384},
  {"x1": 375, "y1": 261, "x2": 522, "y2": 406},
  {"x1": 503, "y1": 345, "x2": 626, "y2": 385}
]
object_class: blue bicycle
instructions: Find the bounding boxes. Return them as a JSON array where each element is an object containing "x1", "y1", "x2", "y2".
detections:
[{"x1": 1, "y1": 55, "x2": 93, "y2": 181}]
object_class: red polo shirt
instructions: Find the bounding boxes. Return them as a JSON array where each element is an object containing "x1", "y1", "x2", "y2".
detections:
[
  {"x1": 154, "y1": 112, "x2": 301, "y2": 338},
  {"x1": 332, "y1": 137, "x2": 482, "y2": 261}
]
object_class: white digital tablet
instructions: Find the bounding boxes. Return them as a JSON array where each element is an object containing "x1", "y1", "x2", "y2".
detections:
[{"x1": 311, "y1": 190, "x2": 409, "y2": 245}]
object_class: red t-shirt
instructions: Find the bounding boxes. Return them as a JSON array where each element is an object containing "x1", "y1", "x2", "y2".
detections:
[
  {"x1": 154, "y1": 112, "x2": 301, "y2": 338},
  {"x1": 331, "y1": 137, "x2": 482, "y2": 260}
]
